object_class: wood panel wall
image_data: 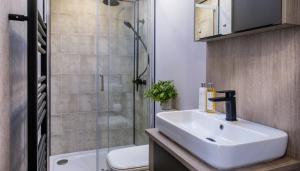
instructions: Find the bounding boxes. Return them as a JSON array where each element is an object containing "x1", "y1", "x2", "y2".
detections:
[
  {"x1": 282, "y1": 0, "x2": 300, "y2": 25},
  {"x1": 206, "y1": 26, "x2": 300, "y2": 159}
]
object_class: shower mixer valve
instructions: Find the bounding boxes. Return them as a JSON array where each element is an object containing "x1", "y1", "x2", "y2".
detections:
[{"x1": 132, "y1": 78, "x2": 147, "y2": 85}]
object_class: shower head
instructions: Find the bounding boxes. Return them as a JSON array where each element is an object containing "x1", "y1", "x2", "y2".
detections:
[
  {"x1": 124, "y1": 21, "x2": 133, "y2": 29},
  {"x1": 103, "y1": 0, "x2": 136, "y2": 6},
  {"x1": 103, "y1": 0, "x2": 120, "y2": 6},
  {"x1": 123, "y1": 20, "x2": 147, "y2": 52}
]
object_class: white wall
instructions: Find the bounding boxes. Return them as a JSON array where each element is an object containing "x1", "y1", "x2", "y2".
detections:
[
  {"x1": 0, "y1": 0, "x2": 28, "y2": 170},
  {"x1": 155, "y1": 0, "x2": 207, "y2": 111}
]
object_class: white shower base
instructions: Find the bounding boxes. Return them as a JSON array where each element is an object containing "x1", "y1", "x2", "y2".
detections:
[{"x1": 50, "y1": 146, "x2": 133, "y2": 171}]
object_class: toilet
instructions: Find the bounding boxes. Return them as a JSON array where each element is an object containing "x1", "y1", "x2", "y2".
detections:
[{"x1": 107, "y1": 145, "x2": 149, "y2": 171}]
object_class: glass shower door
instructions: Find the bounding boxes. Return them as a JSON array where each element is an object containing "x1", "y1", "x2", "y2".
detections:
[
  {"x1": 96, "y1": 1, "x2": 136, "y2": 170},
  {"x1": 96, "y1": 0, "x2": 152, "y2": 170},
  {"x1": 106, "y1": 0, "x2": 136, "y2": 149}
]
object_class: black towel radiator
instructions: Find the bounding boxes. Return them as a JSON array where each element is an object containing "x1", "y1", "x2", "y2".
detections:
[
  {"x1": 9, "y1": 0, "x2": 49, "y2": 170},
  {"x1": 28, "y1": 8, "x2": 48, "y2": 171}
]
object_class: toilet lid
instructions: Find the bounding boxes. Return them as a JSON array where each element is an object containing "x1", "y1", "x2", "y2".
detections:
[{"x1": 107, "y1": 145, "x2": 149, "y2": 171}]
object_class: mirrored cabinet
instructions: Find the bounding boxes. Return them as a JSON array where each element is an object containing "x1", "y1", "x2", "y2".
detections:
[
  {"x1": 194, "y1": 0, "x2": 219, "y2": 40},
  {"x1": 195, "y1": 0, "x2": 300, "y2": 41}
]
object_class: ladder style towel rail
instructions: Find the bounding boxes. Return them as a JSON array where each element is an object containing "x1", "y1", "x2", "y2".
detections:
[
  {"x1": 37, "y1": 84, "x2": 47, "y2": 94},
  {"x1": 38, "y1": 22, "x2": 47, "y2": 37},
  {"x1": 9, "y1": 1, "x2": 49, "y2": 171},
  {"x1": 38, "y1": 45, "x2": 46, "y2": 54},
  {"x1": 38, "y1": 76, "x2": 47, "y2": 84},
  {"x1": 37, "y1": 135, "x2": 47, "y2": 171},
  {"x1": 38, "y1": 110, "x2": 47, "y2": 129},
  {"x1": 27, "y1": 0, "x2": 49, "y2": 170},
  {"x1": 38, "y1": 33, "x2": 46, "y2": 46},
  {"x1": 37, "y1": 93, "x2": 47, "y2": 106}
]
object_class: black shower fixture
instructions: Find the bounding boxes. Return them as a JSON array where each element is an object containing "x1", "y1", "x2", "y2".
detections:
[
  {"x1": 103, "y1": 0, "x2": 137, "y2": 6},
  {"x1": 103, "y1": 0, "x2": 120, "y2": 6},
  {"x1": 123, "y1": 20, "x2": 150, "y2": 90}
]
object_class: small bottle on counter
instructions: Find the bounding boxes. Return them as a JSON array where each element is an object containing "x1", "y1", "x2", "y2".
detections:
[
  {"x1": 198, "y1": 83, "x2": 207, "y2": 112},
  {"x1": 206, "y1": 83, "x2": 216, "y2": 113}
]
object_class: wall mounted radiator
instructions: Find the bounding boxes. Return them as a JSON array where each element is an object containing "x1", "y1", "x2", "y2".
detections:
[{"x1": 9, "y1": 0, "x2": 49, "y2": 170}]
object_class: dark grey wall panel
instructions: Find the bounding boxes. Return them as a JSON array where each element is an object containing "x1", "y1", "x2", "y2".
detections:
[{"x1": 233, "y1": 0, "x2": 282, "y2": 32}]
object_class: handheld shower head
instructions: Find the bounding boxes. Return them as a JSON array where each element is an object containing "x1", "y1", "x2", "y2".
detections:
[
  {"x1": 124, "y1": 21, "x2": 133, "y2": 29},
  {"x1": 123, "y1": 21, "x2": 147, "y2": 52},
  {"x1": 123, "y1": 20, "x2": 150, "y2": 84}
]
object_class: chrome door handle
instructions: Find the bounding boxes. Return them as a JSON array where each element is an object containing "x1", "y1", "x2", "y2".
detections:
[{"x1": 100, "y1": 74, "x2": 104, "y2": 92}]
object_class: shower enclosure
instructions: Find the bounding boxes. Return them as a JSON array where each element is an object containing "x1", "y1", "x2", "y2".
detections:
[{"x1": 50, "y1": 0, "x2": 153, "y2": 170}]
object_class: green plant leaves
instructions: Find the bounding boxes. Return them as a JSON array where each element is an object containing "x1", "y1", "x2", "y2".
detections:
[{"x1": 144, "y1": 80, "x2": 177, "y2": 103}]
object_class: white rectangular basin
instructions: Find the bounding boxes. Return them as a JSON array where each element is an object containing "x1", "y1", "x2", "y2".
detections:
[{"x1": 156, "y1": 110, "x2": 288, "y2": 170}]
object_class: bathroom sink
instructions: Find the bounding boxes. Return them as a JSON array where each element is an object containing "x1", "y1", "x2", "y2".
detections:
[{"x1": 156, "y1": 110, "x2": 288, "y2": 170}]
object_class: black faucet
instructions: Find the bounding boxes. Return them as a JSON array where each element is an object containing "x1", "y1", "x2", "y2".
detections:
[{"x1": 209, "y1": 90, "x2": 237, "y2": 121}]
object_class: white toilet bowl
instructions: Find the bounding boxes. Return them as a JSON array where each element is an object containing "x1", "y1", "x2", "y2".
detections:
[{"x1": 107, "y1": 145, "x2": 149, "y2": 171}]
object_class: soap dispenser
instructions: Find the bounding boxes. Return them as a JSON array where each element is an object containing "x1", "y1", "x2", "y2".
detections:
[
  {"x1": 206, "y1": 83, "x2": 216, "y2": 113},
  {"x1": 198, "y1": 83, "x2": 207, "y2": 112}
]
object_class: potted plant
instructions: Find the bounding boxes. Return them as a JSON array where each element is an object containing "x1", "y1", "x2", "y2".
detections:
[{"x1": 144, "y1": 80, "x2": 177, "y2": 110}]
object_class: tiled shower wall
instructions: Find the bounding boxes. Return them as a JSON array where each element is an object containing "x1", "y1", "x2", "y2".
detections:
[{"x1": 50, "y1": 0, "x2": 141, "y2": 155}]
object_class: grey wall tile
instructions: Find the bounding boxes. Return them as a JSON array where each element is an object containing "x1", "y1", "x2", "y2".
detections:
[
  {"x1": 98, "y1": 92, "x2": 109, "y2": 112},
  {"x1": 61, "y1": 75, "x2": 79, "y2": 94},
  {"x1": 51, "y1": 115, "x2": 63, "y2": 136},
  {"x1": 51, "y1": 13, "x2": 80, "y2": 34},
  {"x1": 98, "y1": 36, "x2": 109, "y2": 56},
  {"x1": 78, "y1": 75, "x2": 96, "y2": 94},
  {"x1": 52, "y1": 0, "x2": 97, "y2": 15},
  {"x1": 51, "y1": 93, "x2": 60, "y2": 115},
  {"x1": 60, "y1": 112, "x2": 97, "y2": 153},
  {"x1": 51, "y1": 135, "x2": 67, "y2": 155},
  {"x1": 51, "y1": 75, "x2": 61, "y2": 96},
  {"x1": 60, "y1": 54, "x2": 81, "y2": 75},
  {"x1": 98, "y1": 55, "x2": 109, "y2": 75},
  {"x1": 109, "y1": 128, "x2": 133, "y2": 147},
  {"x1": 80, "y1": 56, "x2": 97, "y2": 74},
  {"x1": 110, "y1": 56, "x2": 134, "y2": 75},
  {"x1": 58, "y1": 94, "x2": 78, "y2": 114},
  {"x1": 51, "y1": 53, "x2": 62, "y2": 75},
  {"x1": 78, "y1": 94, "x2": 97, "y2": 112},
  {"x1": 51, "y1": 33, "x2": 61, "y2": 53},
  {"x1": 61, "y1": 34, "x2": 96, "y2": 55}
]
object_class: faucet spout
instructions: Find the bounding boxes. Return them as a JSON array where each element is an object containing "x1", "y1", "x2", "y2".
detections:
[
  {"x1": 209, "y1": 90, "x2": 237, "y2": 121},
  {"x1": 209, "y1": 97, "x2": 231, "y2": 102}
]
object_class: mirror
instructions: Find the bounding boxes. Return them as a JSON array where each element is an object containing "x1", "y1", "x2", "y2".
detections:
[{"x1": 194, "y1": 0, "x2": 219, "y2": 41}]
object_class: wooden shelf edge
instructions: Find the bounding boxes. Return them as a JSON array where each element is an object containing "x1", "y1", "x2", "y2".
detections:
[
  {"x1": 146, "y1": 128, "x2": 300, "y2": 171},
  {"x1": 198, "y1": 24, "x2": 296, "y2": 42}
]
